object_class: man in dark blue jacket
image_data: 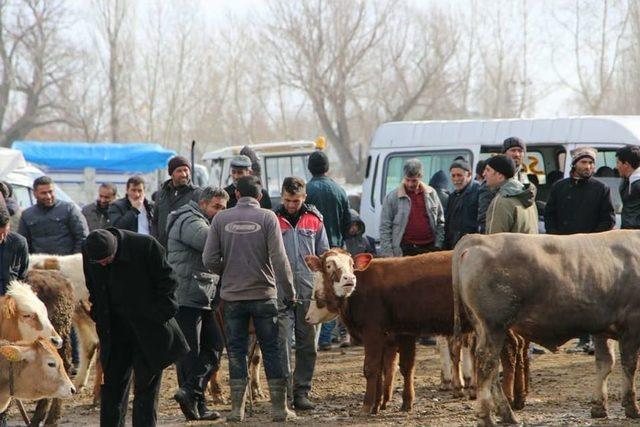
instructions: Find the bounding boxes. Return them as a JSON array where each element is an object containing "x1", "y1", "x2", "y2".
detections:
[
  {"x1": 444, "y1": 159, "x2": 480, "y2": 250},
  {"x1": 0, "y1": 205, "x2": 28, "y2": 294}
]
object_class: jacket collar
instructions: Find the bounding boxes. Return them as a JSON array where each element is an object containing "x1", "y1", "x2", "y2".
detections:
[
  {"x1": 630, "y1": 167, "x2": 640, "y2": 185},
  {"x1": 397, "y1": 181, "x2": 432, "y2": 198},
  {"x1": 106, "y1": 227, "x2": 132, "y2": 262},
  {"x1": 236, "y1": 197, "x2": 260, "y2": 208}
]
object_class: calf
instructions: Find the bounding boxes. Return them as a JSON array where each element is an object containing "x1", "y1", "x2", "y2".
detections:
[
  {"x1": 0, "y1": 338, "x2": 76, "y2": 414},
  {"x1": 305, "y1": 249, "x2": 474, "y2": 414},
  {"x1": 453, "y1": 230, "x2": 640, "y2": 426}
]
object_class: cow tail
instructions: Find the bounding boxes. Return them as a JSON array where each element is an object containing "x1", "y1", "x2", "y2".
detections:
[{"x1": 452, "y1": 249, "x2": 465, "y2": 339}]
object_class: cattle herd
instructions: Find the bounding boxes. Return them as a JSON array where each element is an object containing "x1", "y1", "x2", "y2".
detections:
[{"x1": 4, "y1": 228, "x2": 640, "y2": 426}]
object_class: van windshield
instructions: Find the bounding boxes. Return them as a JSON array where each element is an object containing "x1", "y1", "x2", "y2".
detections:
[{"x1": 593, "y1": 149, "x2": 622, "y2": 214}]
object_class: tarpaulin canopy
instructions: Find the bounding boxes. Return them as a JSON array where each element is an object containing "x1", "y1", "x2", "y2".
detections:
[
  {"x1": 0, "y1": 148, "x2": 27, "y2": 177},
  {"x1": 12, "y1": 141, "x2": 176, "y2": 173}
]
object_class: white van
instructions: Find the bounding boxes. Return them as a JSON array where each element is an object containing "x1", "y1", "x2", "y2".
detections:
[{"x1": 360, "y1": 116, "x2": 640, "y2": 240}]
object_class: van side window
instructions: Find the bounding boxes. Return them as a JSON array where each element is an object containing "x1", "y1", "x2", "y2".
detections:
[{"x1": 382, "y1": 151, "x2": 471, "y2": 201}]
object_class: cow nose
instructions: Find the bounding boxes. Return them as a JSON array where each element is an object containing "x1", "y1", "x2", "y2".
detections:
[
  {"x1": 51, "y1": 336, "x2": 63, "y2": 349},
  {"x1": 70, "y1": 386, "x2": 77, "y2": 395}
]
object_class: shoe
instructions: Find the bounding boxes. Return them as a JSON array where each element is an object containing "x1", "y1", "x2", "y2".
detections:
[
  {"x1": 531, "y1": 346, "x2": 546, "y2": 355},
  {"x1": 174, "y1": 388, "x2": 200, "y2": 421},
  {"x1": 583, "y1": 342, "x2": 595, "y2": 355},
  {"x1": 338, "y1": 334, "x2": 352, "y2": 348},
  {"x1": 419, "y1": 337, "x2": 436, "y2": 346},
  {"x1": 293, "y1": 395, "x2": 316, "y2": 410},
  {"x1": 268, "y1": 379, "x2": 297, "y2": 422},
  {"x1": 197, "y1": 396, "x2": 221, "y2": 421},
  {"x1": 566, "y1": 343, "x2": 587, "y2": 354},
  {"x1": 227, "y1": 378, "x2": 248, "y2": 422},
  {"x1": 319, "y1": 342, "x2": 332, "y2": 351}
]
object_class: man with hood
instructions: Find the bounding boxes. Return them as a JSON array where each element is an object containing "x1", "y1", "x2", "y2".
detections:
[
  {"x1": 429, "y1": 170, "x2": 450, "y2": 214},
  {"x1": 484, "y1": 155, "x2": 538, "y2": 234},
  {"x1": 443, "y1": 158, "x2": 479, "y2": 250},
  {"x1": 478, "y1": 137, "x2": 534, "y2": 232},
  {"x1": 544, "y1": 147, "x2": 615, "y2": 354},
  {"x1": 167, "y1": 186, "x2": 229, "y2": 421},
  {"x1": 344, "y1": 209, "x2": 376, "y2": 256},
  {"x1": 153, "y1": 156, "x2": 202, "y2": 248}
]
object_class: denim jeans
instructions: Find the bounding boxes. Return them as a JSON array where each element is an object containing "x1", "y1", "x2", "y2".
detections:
[
  {"x1": 318, "y1": 320, "x2": 336, "y2": 345},
  {"x1": 223, "y1": 298, "x2": 283, "y2": 380}
]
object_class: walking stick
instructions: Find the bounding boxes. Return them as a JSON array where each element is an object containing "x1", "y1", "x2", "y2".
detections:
[{"x1": 14, "y1": 399, "x2": 30, "y2": 426}]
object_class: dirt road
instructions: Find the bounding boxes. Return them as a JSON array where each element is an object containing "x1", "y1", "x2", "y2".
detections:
[{"x1": 10, "y1": 339, "x2": 638, "y2": 426}]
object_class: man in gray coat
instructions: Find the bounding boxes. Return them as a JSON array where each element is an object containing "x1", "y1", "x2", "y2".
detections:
[
  {"x1": 203, "y1": 176, "x2": 296, "y2": 423},
  {"x1": 82, "y1": 183, "x2": 117, "y2": 231},
  {"x1": 167, "y1": 187, "x2": 228, "y2": 421},
  {"x1": 19, "y1": 176, "x2": 89, "y2": 254},
  {"x1": 379, "y1": 158, "x2": 444, "y2": 257}
]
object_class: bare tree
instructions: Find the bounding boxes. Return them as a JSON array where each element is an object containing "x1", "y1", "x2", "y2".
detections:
[
  {"x1": 92, "y1": 0, "x2": 133, "y2": 142},
  {"x1": 0, "y1": 0, "x2": 78, "y2": 147}
]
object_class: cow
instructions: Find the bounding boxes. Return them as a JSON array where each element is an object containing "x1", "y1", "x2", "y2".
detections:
[
  {"x1": 304, "y1": 249, "x2": 475, "y2": 414},
  {"x1": 0, "y1": 338, "x2": 76, "y2": 415},
  {"x1": 0, "y1": 281, "x2": 63, "y2": 349},
  {"x1": 29, "y1": 254, "x2": 100, "y2": 399},
  {"x1": 452, "y1": 230, "x2": 640, "y2": 426},
  {"x1": 26, "y1": 269, "x2": 76, "y2": 426}
]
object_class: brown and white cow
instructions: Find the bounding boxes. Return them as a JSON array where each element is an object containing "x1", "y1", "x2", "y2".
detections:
[
  {"x1": 305, "y1": 249, "x2": 475, "y2": 414},
  {"x1": 0, "y1": 281, "x2": 63, "y2": 349},
  {"x1": 0, "y1": 338, "x2": 76, "y2": 414},
  {"x1": 453, "y1": 230, "x2": 640, "y2": 426}
]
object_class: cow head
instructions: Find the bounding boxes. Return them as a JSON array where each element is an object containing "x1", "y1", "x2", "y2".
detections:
[
  {"x1": 304, "y1": 250, "x2": 373, "y2": 325},
  {"x1": 0, "y1": 282, "x2": 63, "y2": 349},
  {"x1": 0, "y1": 338, "x2": 75, "y2": 403}
]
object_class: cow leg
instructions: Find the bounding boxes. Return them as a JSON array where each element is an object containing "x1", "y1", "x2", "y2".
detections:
[
  {"x1": 512, "y1": 336, "x2": 528, "y2": 410},
  {"x1": 619, "y1": 336, "x2": 640, "y2": 418},
  {"x1": 462, "y1": 337, "x2": 476, "y2": 400},
  {"x1": 362, "y1": 337, "x2": 384, "y2": 414},
  {"x1": 380, "y1": 342, "x2": 398, "y2": 410},
  {"x1": 30, "y1": 399, "x2": 51, "y2": 426},
  {"x1": 448, "y1": 335, "x2": 465, "y2": 398},
  {"x1": 73, "y1": 305, "x2": 99, "y2": 392},
  {"x1": 475, "y1": 327, "x2": 513, "y2": 427},
  {"x1": 93, "y1": 356, "x2": 103, "y2": 406},
  {"x1": 490, "y1": 375, "x2": 518, "y2": 425},
  {"x1": 499, "y1": 330, "x2": 518, "y2": 407},
  {"x1": 398, "y1": 335, "x2": 417, "y2": 412},
  {"x1": 248, "y1": 337, "x2": 265, "y2": 400},
  {"x1": 208, "y1": 368, "x2": 227, "y2": 404},
  {"x1": 591, "y1": 335, "x2": 614, "y2": 418},
  {"x1": 437, "y1": 336, "x2": 453, "y2": 391},
  {"x1": 44, "y1": 398, "x2": 63, "y2": 425}
]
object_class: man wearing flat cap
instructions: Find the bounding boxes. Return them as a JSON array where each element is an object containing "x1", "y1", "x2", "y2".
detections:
[
  {"x1": 82, "y1": 228, "x2": 188, "y2": 427},
  {"x1": 224, "y1": 155, "x2": 272, "y2": 209},
  {"x1": 484, "y1": 154, "x2": 538, "y2": 234},
  {"x1": 153, "y1": 156, "x2": 202, "y2": 248},
  {"x1": 443, "y1": 158, "x2": 480, "y2": 250}
]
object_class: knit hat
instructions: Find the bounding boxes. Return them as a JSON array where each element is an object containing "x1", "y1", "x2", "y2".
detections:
[
  {"x1": 85, "y1": 229, "x2": 118, "y2": 261},
  {"x1": 230, "y1": 155, "x2": 252, "y2": 169},
  {"x1": 308, "y1": 151, "x2": 329, "y2": 176},
  {"x1": 502, "y1": 137, "x2": 526, "y2": 153},
  {"x1": 571, "y1": 147, "x2": 597, "y2": 165},
  {"x1": 168, "y1": 156, "x2": 190, "y2": 175},
  {"x1": 485, "y1": 155, "x2": 516, "y2": 179},
  {"x1": 450, "y1": 159, "x2": 471, "y2": 172}
]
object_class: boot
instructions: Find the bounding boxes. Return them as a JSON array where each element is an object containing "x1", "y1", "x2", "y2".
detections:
[
  {"x1": 197, "y1": 396, "x2": 221, "y2": 421},
  {"x1": 268, "y1": 378, "x2": 297, "y2": 422},
  {"x1": 227, "y1": 378, "x2": 248, "y2": 422},
  {"x1": 174, "y1": 388, "x2": 200, "y2": 420},
  {"x1": 293, "y1": 394, "x2": 316, "y2": 410}
]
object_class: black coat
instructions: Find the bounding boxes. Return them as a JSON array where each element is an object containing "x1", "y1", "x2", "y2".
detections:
[
  {"x1": 0, "y1": 232, "x2": 29, "y2": 294},
  {"x1": 82, "y1": 228, "x2": 188, "y2": 372},
  {"x1": 153, "y1": 180, "x2": 202, "y2": 248},
  {"x1": 108, "y1": 197, "x2": 156, "y2": 235},
  {"x1": 544, "y1": 176, "x2": 615, "y2": 234},
  {"x1": 224, "y1": 184, "x2": 272, "y2": 209},
  {"x1": 620, "y1": 177, "x2": 640, "y2": 229},
  {"x1": 444, "y1": 181, "x2": 480, "y2": 250}
]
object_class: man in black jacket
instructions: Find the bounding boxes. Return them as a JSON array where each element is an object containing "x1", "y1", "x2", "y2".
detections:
[
  {"x1": 544, "y1": 147, "x2": 615, "y2": 354},
  {"x1": 444, "y1": 159, "x2": 480, "y2": 250},
  {"x1": 109, "y1": 176, "x2": 155, "y2": 235},
  {"x1": 616, "y1": 145, "x2": 640, "y2": 229},
  {"x1": 153, "y1": 156, "x2": 202, "y2": 248},
  {"x1": 224, "y1": 155, "x2": 272, "y2": 209},
  {"x1": 0, "y1": 205, "x2": 28, "y2": 295},
  {"x1": 544, "y1": 147, "x2": 615, "y2": 235},
  {"x1": 83, "y1": 228, "x2": 189, "y2": 427}
]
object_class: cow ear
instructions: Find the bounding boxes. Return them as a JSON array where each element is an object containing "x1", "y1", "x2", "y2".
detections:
[
  {"x1": 353, "y1": 253, "x2": 373, "y2": 271},
  {"x1": 0, "y1": 345, "x2": 23, "y2": 362},
  {"x1": 305, "y1": 255, "x2": 323, "y2": 272},
  {"x1": 0, "y1": 296, "x2": 16, "y2": 319}
]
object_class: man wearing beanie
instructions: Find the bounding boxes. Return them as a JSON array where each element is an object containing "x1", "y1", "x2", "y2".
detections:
[
  {"x1": 443, "y1": 158, "x2": 479, "y2": 250},
  {"x1": 153, "y1": 155, "x2": 202, "y2": 248},
  {"x1": 82, "y1": 228, "x2": 188, "y2": 426},
  {"x1": 477, "y1": 136, "x2": 535, "y2": 232},
  {"x1": 484, "y1": 154, "x2": 538, "y2": 234}
]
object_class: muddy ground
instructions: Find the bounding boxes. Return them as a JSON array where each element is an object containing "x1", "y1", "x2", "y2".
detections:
[{"x1": 9, "y1": 339, "x2": 639, "y2": 426}]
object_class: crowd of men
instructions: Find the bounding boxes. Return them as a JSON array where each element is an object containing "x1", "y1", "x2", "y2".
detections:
[{"x1": 0, "y1": 140, "x2": 639, "y2": 425}]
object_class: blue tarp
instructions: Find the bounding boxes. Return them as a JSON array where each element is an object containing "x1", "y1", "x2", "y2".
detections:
[{"x1": 12, "y1": 141, "x2": 176, "y2": 173}]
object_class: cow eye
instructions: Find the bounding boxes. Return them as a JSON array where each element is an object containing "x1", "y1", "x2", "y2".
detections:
[
  {"x1": 47, "y1": 361, "x2": 56, "y2": 368},
  {"x1": 22, "y1": 314, "x2": 31, "y2": 319}
]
